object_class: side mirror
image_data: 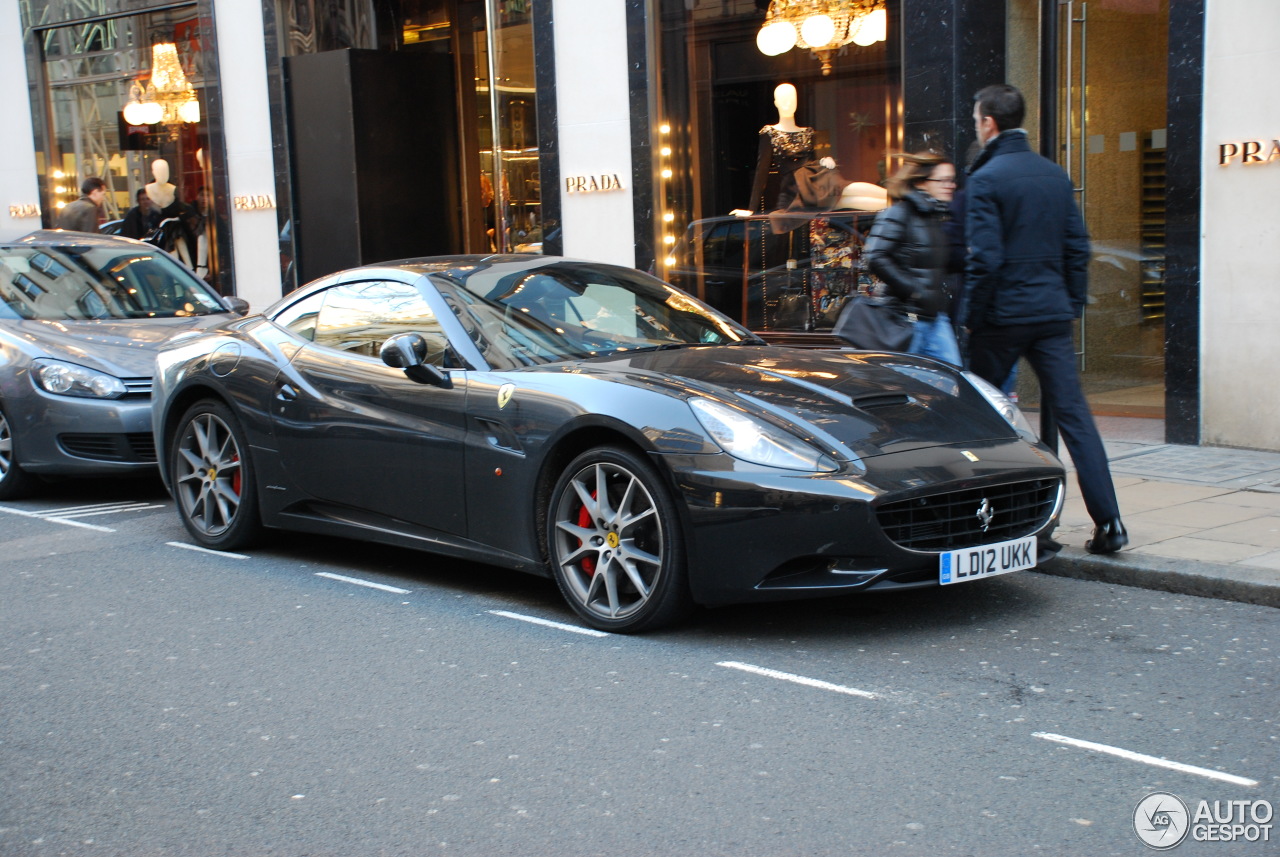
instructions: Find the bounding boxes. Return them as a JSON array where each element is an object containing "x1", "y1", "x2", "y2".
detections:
[
  {"x1": 223, "y1": 296, "x2": 251, "y2": 316},
  {"x1": 379, "y1": 333, "x2": 449, "y2": 387}
]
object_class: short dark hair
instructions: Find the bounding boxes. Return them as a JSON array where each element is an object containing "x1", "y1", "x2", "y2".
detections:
[
  {"x1": 136, "y1": 189, "x2": 148, "y2": 201},
  {"x1": 974, "y1": 84, "x2": 1026, "y2": 132},
  {"x1": 81, "y1": 176, "x2": 107, "y2": 195}
]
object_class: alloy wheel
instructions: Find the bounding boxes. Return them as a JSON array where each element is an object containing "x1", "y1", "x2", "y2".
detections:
[
  {"x1": 174, "y1": 410, "x2": 244, "y2": 538},
  {"x1": 551, "y1": 458, "x2": 666, "y2": 623}
]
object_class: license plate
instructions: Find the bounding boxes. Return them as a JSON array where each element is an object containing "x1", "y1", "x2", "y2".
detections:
[{"x1": 940, "y1": 535, "x2": 1036, "y2": 585}]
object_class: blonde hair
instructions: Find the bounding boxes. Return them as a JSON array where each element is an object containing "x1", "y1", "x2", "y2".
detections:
[{"x1": 884, "y1": 152, "x2": 953, "y2": 200}]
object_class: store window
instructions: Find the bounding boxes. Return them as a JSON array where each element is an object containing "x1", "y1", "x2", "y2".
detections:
[
  {"x1": 654, "y1": 0, "x2": 901, "y2": 339},
  {"x1": 475, "y1": 1, "x2": 543, "y2": 253},
  {"x1": 28, "y1": 2, "x2": 224, "y2": 291}
]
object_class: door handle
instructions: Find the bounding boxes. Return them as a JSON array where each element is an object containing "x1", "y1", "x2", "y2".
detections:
[{"x1": 276, "y1": 383, "x2": 298, "y2": 402}]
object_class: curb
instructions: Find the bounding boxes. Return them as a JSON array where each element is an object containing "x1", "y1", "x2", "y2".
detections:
[{"x1": 1034, "y1": 547, "x2": 1280, "y2": 609}]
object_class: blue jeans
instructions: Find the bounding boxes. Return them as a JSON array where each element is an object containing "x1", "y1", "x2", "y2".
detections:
[{"x1": 909, "y1": 312, "x2": 962, "y2": 367}]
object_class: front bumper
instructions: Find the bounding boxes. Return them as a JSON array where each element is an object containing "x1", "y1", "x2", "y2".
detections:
[
  {"x1": 10, "y1": 387, "x2": 156, "y2": 476},
  {"x1": 663, "y1": 437, "x2": 1065, "y2": 606}
]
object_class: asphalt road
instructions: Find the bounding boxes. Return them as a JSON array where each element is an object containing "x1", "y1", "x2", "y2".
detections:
[{"x1": 1, "y1": 478, "x2": 1277, "y2": 856}]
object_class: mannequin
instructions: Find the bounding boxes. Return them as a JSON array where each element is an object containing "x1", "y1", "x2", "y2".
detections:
[
  {"x1": 731, "y1": 83, "x2": 816, "y2": 217},
  {"x1": 835, "y1": 181, "x2": 889, "y2": 212},
  {"x1": 145, "y1": 159, "x2": 176, "y2": 209}
]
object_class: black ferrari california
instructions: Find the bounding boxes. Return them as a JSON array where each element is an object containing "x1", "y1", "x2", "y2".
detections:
[{"x1": 153, "y1": 255, "x2": 1065, "y2": 632}]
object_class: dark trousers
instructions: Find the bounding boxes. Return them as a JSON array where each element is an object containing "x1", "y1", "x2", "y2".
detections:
[{"x1": 968, "y1": 320, "x2": 1120, "y2": 525}]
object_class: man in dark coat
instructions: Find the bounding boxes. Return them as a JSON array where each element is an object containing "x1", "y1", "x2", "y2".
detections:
[
  {"x1": 56, "y1": 177, "x2": 106, "y2": 233},
  {"x1": 120, "y1": 189, "x2": 160, "y2": 239},
  {"x1": 963, "y1": 83, "x2": 1128, "y2": 554}
]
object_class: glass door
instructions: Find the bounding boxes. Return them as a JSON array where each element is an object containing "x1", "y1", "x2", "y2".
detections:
[{"x1": 1057, "y1": 0, "x2": 1169, "y2": 418}]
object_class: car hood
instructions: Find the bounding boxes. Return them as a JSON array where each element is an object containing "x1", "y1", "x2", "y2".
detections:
[
  {"x1": 10, "y1": 315, "x2": 234, "y2": 378},
  {"x1": 576, "y1": 345, "x2": 1023, "y2": 459}
]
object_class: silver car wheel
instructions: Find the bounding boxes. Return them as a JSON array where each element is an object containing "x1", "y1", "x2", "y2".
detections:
[
  {"x1": 551, "y1": 458, "x2": 666, "y2": 623},
  {"x1": 0, "y1": 409, "x2": 14, "y2": 481},
  {"x1": 174, "y1": 410, "x2": 244, "y2": 538}
]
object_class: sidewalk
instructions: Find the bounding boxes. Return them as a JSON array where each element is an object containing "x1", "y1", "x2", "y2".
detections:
[{"x1": 1037, "y1": 415, "x2": 1280, "y2": 608}]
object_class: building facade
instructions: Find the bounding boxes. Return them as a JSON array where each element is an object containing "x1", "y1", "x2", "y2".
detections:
[{"x1": 1, "y1": 0, "x2": 1275, "y2": 451}]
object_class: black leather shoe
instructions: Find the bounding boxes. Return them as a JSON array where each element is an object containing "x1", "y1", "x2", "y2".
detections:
[{"x1": 1086, "y1": 518, "x2": 1128, "y2": 554}]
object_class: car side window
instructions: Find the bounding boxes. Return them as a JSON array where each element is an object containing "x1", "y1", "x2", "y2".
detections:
[
  {"x1": 271, "y1": 291, "x2": 325, "y2": 341},
  {"x1": 311, "y1": 280, "x2": 449, "y2": 363}
]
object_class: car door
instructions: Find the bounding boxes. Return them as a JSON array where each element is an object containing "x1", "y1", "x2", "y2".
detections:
[{"x1": 269, "y1": 278, "x2": 468, "y2": 535}]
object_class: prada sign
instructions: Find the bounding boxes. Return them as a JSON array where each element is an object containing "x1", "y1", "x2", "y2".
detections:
[
  {"x1": 8, "y1": 204, "x2": 40, "y2": 218},
  {"x1": 565, "y1": 174, "x2": 625, "y2": 194},
  {"x1": 233, "y1": 194, "x2": 276, "y2": 210},
  {"x1": 1218, "y1": 140, "x2": 1280, "y2": 166}
]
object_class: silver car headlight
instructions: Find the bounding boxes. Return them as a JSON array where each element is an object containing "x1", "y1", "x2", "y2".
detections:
[
  {"x1": 963, "y1": 370, "x2": 1037, "y2": 442},
  {"x1": 32, "y1": 358, "x2": 127, "y2": 399},
  {"x1": 689, "y1": 397, "x2": 837, "y2": 472}
]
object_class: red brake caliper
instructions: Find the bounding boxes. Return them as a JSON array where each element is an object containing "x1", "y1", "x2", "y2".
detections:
[
  {"x1": 577, "y1": 493, "x2": 596, "y2": 575},
  {"x1": 231, "y1": 454, "x2": 241, "y2": 497}
]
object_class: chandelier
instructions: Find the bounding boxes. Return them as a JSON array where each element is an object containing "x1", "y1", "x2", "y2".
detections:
[
  {"x1": 123, "y1": 43, "x2": 201, "y2": 127},
  {"x1": 756, "y1": 0, "x2": 888, "y2": 76}
]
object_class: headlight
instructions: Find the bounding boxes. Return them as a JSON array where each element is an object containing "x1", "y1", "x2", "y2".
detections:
[
  {"x1": 963, "y1": 371, "x2": 1037, "y2": 442},
  {"x1": 32, "y1": 359, "x2": 127, "y2": 399},
  {"x1": 689, "y1": 397, "x2": 837, "y2": 472}
]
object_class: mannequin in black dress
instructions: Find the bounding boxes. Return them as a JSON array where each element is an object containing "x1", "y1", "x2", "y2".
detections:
[{"x1": 731, "y1": 83, "x2": 816, "y2": 216}]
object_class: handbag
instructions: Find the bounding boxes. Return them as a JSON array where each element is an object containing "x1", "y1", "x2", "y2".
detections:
[
  {"x1": 832, "y1": 294, "x2": 914, "y2": 351},
  {"x1": 771, "y1": 290, "x2": 813, "y2": 330}
]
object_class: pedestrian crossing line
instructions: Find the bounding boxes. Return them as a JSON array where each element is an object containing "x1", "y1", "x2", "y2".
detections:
[
  {"x1": 43, "y1": 503, "x2": 167, "y2": 519},
  {"x1": 1032, "y1": 732, "x2": 1259, "y2": 787},
  {"x1": 35, "y1": 501, "x2": 147, "y2": 516},
  {"x1": 315, "y1": 572, "x2": 411, "y2": 594},
  {"x1": 0, "y1": 504, "x2": 114, "y2": 532},
  {"x1": 717, "y1": 661, "x2": 880, "y2": 699},
  {"x1": 489, "y1": 610, "x2": 610, "y2": 637},
  {"x1": 166, "y1": 541, "x2": 250, "y2": 560}
]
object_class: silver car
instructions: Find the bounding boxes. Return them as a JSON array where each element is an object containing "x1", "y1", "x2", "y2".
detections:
[{"x1": 0, "y1": 230, "x2": 247, "y2": 499}]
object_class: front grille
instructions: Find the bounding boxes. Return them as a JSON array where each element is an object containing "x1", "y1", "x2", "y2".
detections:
[
  {"x1": 59, "y1": 432, "x2": 157, "y2": 463},
  {"x1": 121, "y1": 377, "x2": 153, "y2": 398},
  {"x1": 876, "y1": 479, "x2": 1061, "y2": 552}
]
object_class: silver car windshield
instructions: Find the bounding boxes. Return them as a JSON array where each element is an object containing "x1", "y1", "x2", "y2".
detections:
[
  {"x1": 0, "y1": 245, "x2": 227, "y2": 320},
  {"x1": 434, "y1": 261, "x2": 762, "y2": 368}
]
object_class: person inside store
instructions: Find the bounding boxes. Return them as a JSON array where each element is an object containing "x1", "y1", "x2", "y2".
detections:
[
  {"x1": 120, "y1": 188, "x2": 161, "y2": 239},
  {"x1": 964, "y1": 82, "x2": 1127, "y2": 555},
  {"x1": 860, "y1": 152, "x2": 962, "y2": 367},
  {"x1": 56, "y1": 176, "x2": 107, "y2": 233}
]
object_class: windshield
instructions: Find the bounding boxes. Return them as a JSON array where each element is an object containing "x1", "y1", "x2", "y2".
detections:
[
  {"x1": 0, "y1": 244, "x2": 228, "y2": 320},
  {"x1": 435, "y1": 260, "x2": 763, "y2": 369}
]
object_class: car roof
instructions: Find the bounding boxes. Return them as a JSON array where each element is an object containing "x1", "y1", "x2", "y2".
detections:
[{"x1": 5, "y1": 229, "x2": 154, "y2": 250}]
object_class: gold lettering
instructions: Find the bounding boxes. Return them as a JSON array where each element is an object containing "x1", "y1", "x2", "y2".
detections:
[
  {"x1": 587, "y1": 176, "x2": 599, "y2": 192},
  {"x1": 1243, "y1": 141, "x2": 1264, "y2": 163},
  {"x1": 1269, "y1": 141, "x2": 1280, "y2": 162},
  {"x1": 1219, "y1": 143, "x2": 1239, "y2": 165},
  {"x1": 611, "y1": 174, "x2": 623, "y2": 189}
]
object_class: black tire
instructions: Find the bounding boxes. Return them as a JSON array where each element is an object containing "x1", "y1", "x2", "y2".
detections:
[
  {"x1": 547, "y1": 446, "x2": 693, "y2": 633},
  {"x1": 170, "y1": 399, "x2": 262, "y2": 550},
  {"x1": 0, "y1": 403, "x2": 38, "y2": 501}
]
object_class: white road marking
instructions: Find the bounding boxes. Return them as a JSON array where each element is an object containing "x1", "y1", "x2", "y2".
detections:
[
  {"x1": 717, "y1": 661, "x2": 879, "y2": 699},
  {"x1": 1032, "y1": 732, "x2": 1260, "y2": 787},
  {"x1": 489, "y1": 610, "x2": 610, "y2": 637},
  {"x1": 44, "y1": 504, "x2": 167, "y2": 519},
  {"x1": 38, "y1": 501, "x2": 151, "y2": 515},
  {"x1": 315, "y1": 572, "x2": 411, "y2": 594},
  {"x1": 0, "y1": 504, "x2": 114, "y2": 532},
  {"x1": 166, "y1": 541, "x2": 250, "y2": 560}
]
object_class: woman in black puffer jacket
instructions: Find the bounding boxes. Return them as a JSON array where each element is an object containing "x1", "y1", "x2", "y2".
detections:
[{"x1": 862, "y1": 152, "x2": 961, "y2": 366}]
